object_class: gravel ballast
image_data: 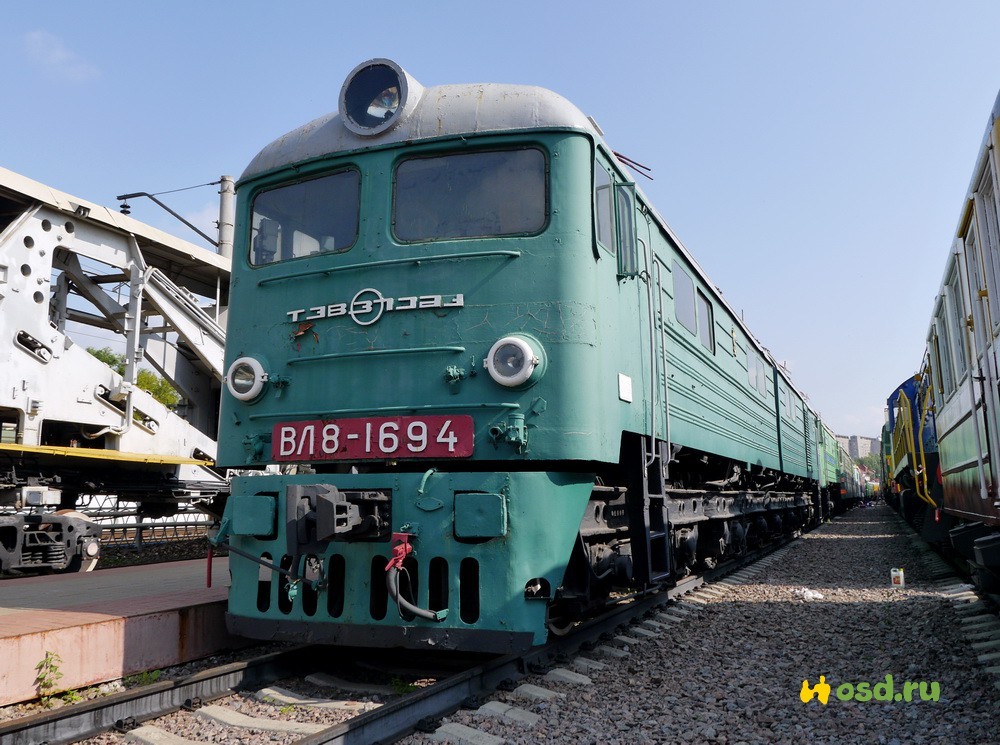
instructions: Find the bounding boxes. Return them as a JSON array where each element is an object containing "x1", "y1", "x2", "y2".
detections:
[{"x1": 405, "y1": 504, "x2": 999, "y2": 744}]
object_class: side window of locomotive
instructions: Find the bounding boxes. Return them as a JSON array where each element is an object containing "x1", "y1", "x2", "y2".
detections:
[
  {"x1": 250, "y1": 169, "x2": 360, "y2": 265},
  {"x1": 616, "y1": 185, "x2": 639, "y2": 276},
  {"x1": 594, "y1": 163, "x2": 615, "y2": 253},
  {"x1": 696, "y1": 290, "x2": 714, "y2": 352},
  {"x1": 393, "y1": 148, "x2": 546, "y2": 242},
  {"x1": 672, "y1": 261, "x2": 697, "y2": 334},
  {"x1": 746, "y1": 350, "x2": 767, "y2": 396}
]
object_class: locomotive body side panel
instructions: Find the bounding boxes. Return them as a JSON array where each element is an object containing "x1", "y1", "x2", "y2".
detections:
[{"x1": 638, "y1": 198, "x2": 782, "y2": 478}]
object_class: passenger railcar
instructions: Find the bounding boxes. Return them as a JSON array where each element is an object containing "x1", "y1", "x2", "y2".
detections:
[
  {"x1": 212, "y1": 60, "x2": 848, "y2": 651},
  {"x1": 884, "y1": 89, "x2": 1000, "y2": 589}
]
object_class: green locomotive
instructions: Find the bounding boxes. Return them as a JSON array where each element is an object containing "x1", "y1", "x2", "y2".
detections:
[{"x1": 213, "y1": 59, "x2": 835, "y2": 651}]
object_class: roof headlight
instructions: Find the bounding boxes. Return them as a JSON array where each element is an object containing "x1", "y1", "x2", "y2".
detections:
[
  {"x1": 485, "y1": 335, "x2": 546, "y2": 388},
  {"x1": 340, "y1": 58, "x2": 421, "y2": 137},
  {"x1": 226, "y1": 356, "x2": 269, "y2": 402}
]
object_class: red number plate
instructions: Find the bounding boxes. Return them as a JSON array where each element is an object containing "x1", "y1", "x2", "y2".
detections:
[{"x1": 272, "y1": 415, "x2": 474, "y2": 461}]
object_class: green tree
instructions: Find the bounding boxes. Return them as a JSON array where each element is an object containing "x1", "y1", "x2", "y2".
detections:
[
  {"x1": 88, "y1": 346, "x2": 126, "y2": 375},
  {"x1": 857, "y1": 452, "x2": 882, "y2": 473},
  {"x1": 137, "y1": 368, "x2": 180, "y2": 407},
  {"x1": 87, "y1": 347, "x2": 180, "y2": 408}
]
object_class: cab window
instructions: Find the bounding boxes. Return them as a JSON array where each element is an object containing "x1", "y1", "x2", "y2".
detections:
[
  {"x1": 250, "y1": 169, "x2": 360, "y2": 265},
  {"x1": 595, "y1": 164, "x2": 614, "y2": 251},
  {"x1": 616, "y1": 185, "x2": 638, "y2": 276},
  {"x1": 594, "y1": 159, "x2": 639, "y2": 276},
  {"x1": 393, "y1": 148, "x2": 546, "y2": 242}
]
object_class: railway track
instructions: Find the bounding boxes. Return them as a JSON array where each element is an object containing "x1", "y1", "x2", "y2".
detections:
[
  {"x1": 0, "y1": 648, "x2": 312, "y2": 745},
  {"x1": 0, "y1": 535, "x2": 798, "y2": 744}
]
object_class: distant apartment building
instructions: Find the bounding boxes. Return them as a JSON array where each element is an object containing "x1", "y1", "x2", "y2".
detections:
[{"x1": 836, "y1": 434, "x2": 880, "y2": 459}]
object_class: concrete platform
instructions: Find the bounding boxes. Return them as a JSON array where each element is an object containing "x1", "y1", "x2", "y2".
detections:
[{"x1": 0, "y1": 558, "x2": 240, "y2": 706}]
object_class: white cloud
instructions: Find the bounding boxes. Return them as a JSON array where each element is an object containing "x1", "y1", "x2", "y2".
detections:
[{"x1": 23, "y1": 30, "x2": 100, "y2": 83}]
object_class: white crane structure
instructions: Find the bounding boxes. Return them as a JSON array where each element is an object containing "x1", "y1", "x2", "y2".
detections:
[{"x1": 0, "y1": 167, "x2": 231, "y2": 572}]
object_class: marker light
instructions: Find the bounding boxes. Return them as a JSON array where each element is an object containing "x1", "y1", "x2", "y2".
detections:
[
  {"x1": 340, "y1": 59, "x2": 413, "y2": 136},
  {"x1": 226, "y1": 356, "x2": 268, "y2": 401},
  {"x1": 485, "y1": 335, "x2": 546, "y2": 388}
]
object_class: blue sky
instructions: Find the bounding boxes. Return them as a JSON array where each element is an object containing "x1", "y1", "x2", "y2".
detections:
[{"x1": 3, "y1": 2, "x2": 1000, "y2": 438}]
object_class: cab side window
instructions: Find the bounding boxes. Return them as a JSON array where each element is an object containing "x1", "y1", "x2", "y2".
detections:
[
  {"x1": 595, "y1": 164, "x2": 615, "y2": 252},
  {"x1": 594, "y1": 157, "x2": 639, "y2": 277}
]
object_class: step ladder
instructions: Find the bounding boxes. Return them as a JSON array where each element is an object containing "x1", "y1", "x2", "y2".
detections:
[{"x1": 626, "y1": 436, "x2": 672, "y2": 585}]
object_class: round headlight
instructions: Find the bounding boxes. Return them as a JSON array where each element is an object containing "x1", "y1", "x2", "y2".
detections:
[
  {"x1": 485, "y1": 335, "x2": 546, "y2": 388},
  {"x1": 340, "y1": 58, "x2": 415, "y2": 137},
  {"x1": 226, "y1": 356, "x2": 268, "y2": 401}
]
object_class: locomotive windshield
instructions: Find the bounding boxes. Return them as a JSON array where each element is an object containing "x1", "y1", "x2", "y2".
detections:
[
  {"x1": 250, "y1": 169, "x2": 360, "y2": 265},
  {"x1": 393, "y1": 148, "x2": 546, "y2": 242}
]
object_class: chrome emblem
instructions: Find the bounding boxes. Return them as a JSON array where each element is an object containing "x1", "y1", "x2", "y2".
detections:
[{"x1": 286, "y1": 288, "x2": 464, "y2": 326}]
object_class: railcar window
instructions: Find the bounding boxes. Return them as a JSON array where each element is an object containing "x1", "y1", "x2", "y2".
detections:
[
  {"x1": 946, "y1": 270, "x2": 968, "y2": 378},
  {"x1": 672, "y1": 261, "x2": 697, "y2": 335},
  {"x1": 696, "y1": 291, "x2": 714, "y2": 352},
  {"x1": 250, "y1": 170, "x2": 360, "y2": 265},
  {"x1": 965, "y1": 226, "x2": 988, "y2": 355},
  {"x1": 595, "y1": 163, "x2": 614, "y2": 252},
  {"x1": 934, "y1": 315, "x2": 955, "y2": 396},
  {"x1": 976, "y1": 175, "x2": 1000, "y2": 328},
  {"x1": 393, "y1": 149, "x2": 546, "y2": 242},
  {"x1": 930, "y1": 334, "x2": 947, "y2": 403},
  {"x1": 748, "y1": 351, "x2": 768, "y2": 396}
]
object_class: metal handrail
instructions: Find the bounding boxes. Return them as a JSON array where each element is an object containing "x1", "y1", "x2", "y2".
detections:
[
  {"x1": 916, "y1": 384, "x2": 938, "y2": 507},
  {"x1": 892, "y1": 389, "x2": 935, "y2": 507}
]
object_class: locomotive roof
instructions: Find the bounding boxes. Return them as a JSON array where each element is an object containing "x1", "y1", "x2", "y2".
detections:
[{"x1": 241, "y1": 83, "x2": 598, "y2": 181}]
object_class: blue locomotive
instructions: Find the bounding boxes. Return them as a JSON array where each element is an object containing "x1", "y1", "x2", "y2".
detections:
[{"x1": 211, "y1": 59, "x2": 850, "y2": 650}]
